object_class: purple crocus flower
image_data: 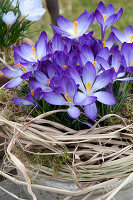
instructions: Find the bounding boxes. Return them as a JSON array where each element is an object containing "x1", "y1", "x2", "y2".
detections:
[
  {"x1": 43, "y1": 77, "x2": 81, "y2": 119},
  {"x1": 13, "y1": 31, "x2": 49, "y2": 65},
  {"x1": 112, "y1": 25, "x2": 133, "y2": 44},
  {"x1": 51, "y1": 11, "x2": 95, "y2": 39},
  {"x1": 2, "y1": 63, "x2": 37, "y2": 88},
  {"x1": 69, "y1": 62, "x2": 116, "y2": 120},
  {"x1": 95, "y1": 1, "x2": 123, "y2": 41}
]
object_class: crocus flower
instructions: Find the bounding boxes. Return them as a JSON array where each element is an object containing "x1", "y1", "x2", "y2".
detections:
[
  {"x1": 2, "y1": 63, "x2": 37, "y2": 88},
  {"x1": 13, "y1": 31, "x2": 49, "y2": 65},
  {"x1": 69, "y1": 62, "x2": 116, "y2": 120},
  {"x1": 43, "y1": 77, "x2": 81, "y2": 119},
  {"x1": 95, "y1": 1, "x2": 123, "y2": 40},
  {"x1": 51, "y1": 11, "x2": 95, "y2": 39},
  {"x1": 112, "y1": 25, "x2": 133, "y2": 43},
  {"x1": 19, "y1": 0, "x2": 46, "y2": 22},
  {"x1": 2, "y1": 11, "x2": 18, "y2": 25}
]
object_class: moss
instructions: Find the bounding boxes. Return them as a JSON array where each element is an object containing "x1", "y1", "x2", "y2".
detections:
[{"x1": 14, "y1": 147, "x2": 71, "y2": 172}]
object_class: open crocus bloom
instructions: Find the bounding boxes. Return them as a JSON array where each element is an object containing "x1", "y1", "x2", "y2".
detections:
[
  {"x1": 19, "y1": 0, "x2": 46, "y2": 22},
  {"x1": 13, "y1": 31, "x2": 49, "y2": 65},
  {"x1": 2, "y1": 11, "x2": 18, "y2": 25},
  {"x1": 112, "y1": 25, "x2": 133, "y2": 44},
  {"x1": 69, "y1": 62, "x2": 116, "y2": 120},
  {"x1": 51, "y1": 11, "x2": 95, "y2": 39}
]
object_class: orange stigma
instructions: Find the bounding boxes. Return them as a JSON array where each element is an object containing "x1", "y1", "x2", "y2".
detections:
[
  {"x1": 65, "y1": 93, "x2": 71, "y2": 102},
  {"x1": 32, "y1": 47, "x2": 37, "y2": 59},
  {"x1": 130, "y1": 60, "x2": 133, "y2": 66},
  {"x1": 18, "y1": 63, "x2": 27, "y2": 73},
  {"x1": 73, "y1": 21, "x2": 78, "y2": 35},
  {"x1": 31, "y1": 90, "x2": 34, "y2": 96},
  {"x1": 93, "y1": 61, "x2": 97, "y2": 68},
  {"x1": 86, "y1": 81, "x2": 92, "y2": 92},
  {"x1": 54, "y1": 48, "x2": 58, "y2": 51},
  {"x1": 63, "y1": 65, "x2": 67, "y2": 70},
  {"x1": 129, "y1": 34, "x2": 133, "y2": 43},
  {"x1": 103, "y1": 14, "x2": 107, "y2": 22},
  {"x1": 46, "y1": 79, "x2": 50, "y2": 85},
  {"x1": 102, "y1": 41, "x2": 106, "y2": 47}
]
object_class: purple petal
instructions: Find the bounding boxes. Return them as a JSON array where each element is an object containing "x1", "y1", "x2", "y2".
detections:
[
  {"x1": 117, "y1": 77, "x2": 133, "y2": 81},
  {"x1": 116, "y1": 8, "x2": 123, "y2": 20},
  {"x1": 73, "y1": 92, "x2": 86, "y2": 105},
  {"x1": 57, "y1": 15, "x2": 73, "y2": 32},
  {"x1": 82, "y1": 61, "x2": 96, "y2": 86},
  {"x1": 12, "y1": 98, "x2": 33, "y2": 106},
  {"x1": 97, "y1": 1, "x2": 105, "y2": 13},
  {"x1": 124, "y1": 25, "x2": 133, "y2": 43},
  {"x1": 96, "y1": 57, "x2": 110, "y2": 70},
  {"x1": 97, "y1": 47, "x2": 110, "y2": 61},
  {"x1": 21, "y1": 71, "x2": 32, "y2": 79},
  {"x1": 106, "y1": 32, "x2": 116, "y2": 49},
  {"x1": 127, "y1": 67, "x2": 133, "y2": 73},
  {"x1": 104, "y1": 14, "x2": 117, "y2": 30},
  {"x1": 4, "y1": 77, "x2": 23, "y2": 88},
  {"x1": 67, "y1": 106, "x2": 80, "y2": 119},
  {"x1": 77, "y1": 12, "x2": 95, "y2": 35},
  {"x1": 92, "y1": 69, "x2": 113, "y2": 92},
  {"x1": 105, "y1": 4, "x2": 115, "y2": 16},
  {"x1": 84, "y1": 103, "x2": 97, "y2": 121},
  {"x1": 35, "y1": 31, "x2": 47, "y2": 60},
  {"x1": 95, "y1": 9, "x2": 104, "y2": 26},
  {"x1": 2, "y1": 66, "x2": 23, "y2": 78},
  {"x1": 51, "y1": 24, "x2": 69, "y2": 35},
  {"x1": 112, "y1": 50, "x2": 121, "y2": 72},
  {"x1": 111, "y1": 27, "x2": 125, "y2": 43},
  {"x1": 34, "y1": 71, "x2": 48, "y2": 83},
  {"x1": 34, "y1": 88, "x2": 42, "y2": 100},
  {"x1": 94, "y1": 91, "x2": 116, "y2": 105},
  {"x1": 52, "y1": 34, "x2": 64, "y2": 51},
  {"x1": 69, "y1": 68, "x2": 84, "y2": 91},
  {"x1": 43, "y1": 92, "x2": 65, "y2": 105}
]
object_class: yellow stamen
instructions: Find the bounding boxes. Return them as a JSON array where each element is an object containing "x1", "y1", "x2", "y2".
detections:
[
  {"x1": 102, "y1": 41, "x2": 106, "y2": 47},
  {"x1": 73, "y1": 21, "x2": 78, "y2": 35},
  {"x1": 18, "y1": 63, "x2": 27, "y2": 73},
  {"x1": 54, "y1": 48, "x2": 58, "y2": 51},
  {"x1": 65, "y1": 93, "x2": 71, "y2": 102},
  {"x1": 103, "y1": 14, "x2": 107, "y2": 22},
  {"x1": 130, "y1": 60, "x2": 133, "y2": 66},
  {"x1": 129, "y1": 34, "x2": 133, "y2": 43},
  {"x1": 77, "y1": 63, "x2": 79, "y2": 66},
  {"x1": 32, "y1": 47, "x2": 37, "y2": 59},
  {"x1": 31, "y1": 90, "x2": 34, "y2": 96},
  {"x1": 93, "y1": 61, "x2": 97, "y2": 68},
  {"x1": 86, "y1": 81, "x2": 92, "y2": 93},
  {"x1": 46, "y1": 79, "x2": 50, "y2": 85},
  {"x1": 63, "y1": 65, "x2": 67, "y2": 70},
  {"x1": 114, "y1": 67, "x2": 117, "y2": 73}
]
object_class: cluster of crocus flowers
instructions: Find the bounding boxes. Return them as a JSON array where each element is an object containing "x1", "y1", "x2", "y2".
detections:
[{"x1": 3, "y1": 1, "x2": 133, "y2": 121}]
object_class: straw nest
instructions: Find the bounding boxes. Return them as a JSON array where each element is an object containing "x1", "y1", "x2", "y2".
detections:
[{"x1": 0, "y1": 110, "x2": 133, "y2": 200}]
